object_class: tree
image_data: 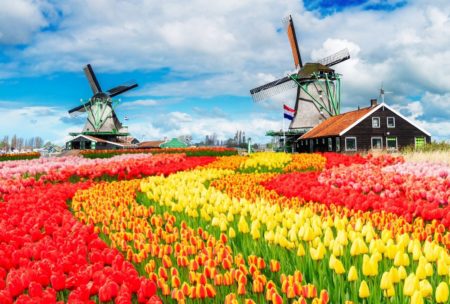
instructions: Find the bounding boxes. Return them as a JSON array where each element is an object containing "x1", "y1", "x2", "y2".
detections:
[
  {"x1": 10, "y1": 135, "x2": 17, "y2": 151},
  {"x1": 17, "y1": 137, "x2": 24, "y2": 151},
  {"x1": 1, "y1": 136, "x2": 9, "y2": 151},
  {"x1": 35, "y1": 137, "x2": 43, "y2": 149}
]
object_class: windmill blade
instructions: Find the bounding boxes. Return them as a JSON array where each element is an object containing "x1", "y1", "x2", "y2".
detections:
[
  {"x1": 68, "y1": 101, "x2": 90, "y2": 116},
  {"x1": 283, "y1": 15, "x2": 302, "y2": 69},
  {"x1": 106, "y1": 81, "x2": 138, "y2": 97},
  {"x1": 83, "y1": 64, "x2": 102, "y2": 94},
  {"x1": 250, "y1": 76, "x2": 297, "y2": 102},
  {"x1": 317, "y1": 48, "x2": 350, "y2": 67}
]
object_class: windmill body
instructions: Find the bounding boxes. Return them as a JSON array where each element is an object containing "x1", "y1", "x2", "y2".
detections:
[
  {"x1": 250, "y1": 15, "x2": 349, "y2": 150},
  {"x1": 66, "y1": 64, "x2": 138, "y2": 150}
]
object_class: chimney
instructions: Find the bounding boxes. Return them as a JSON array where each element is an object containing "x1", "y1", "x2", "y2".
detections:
[{"x1": 370, "y1": 99, "x2": 378, "y2": 107}]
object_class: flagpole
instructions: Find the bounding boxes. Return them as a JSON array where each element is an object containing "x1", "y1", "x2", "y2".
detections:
[{"x1": 282, "y1": 113, "x2": 286, "y2": 152}]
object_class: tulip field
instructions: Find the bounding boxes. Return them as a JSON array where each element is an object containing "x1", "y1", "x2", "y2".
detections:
[{"x1": 1, "y1": 151, "x2": 450, "y2": 303}]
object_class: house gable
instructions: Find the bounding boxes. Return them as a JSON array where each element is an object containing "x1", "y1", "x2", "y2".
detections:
[{"x1": 339, "y1": 103, "x2": 431, "y2": 137}]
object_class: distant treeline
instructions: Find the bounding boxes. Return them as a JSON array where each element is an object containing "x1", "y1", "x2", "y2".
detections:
[{"x1": 0, "y1": 135, "x2": 45, "y2": 151}]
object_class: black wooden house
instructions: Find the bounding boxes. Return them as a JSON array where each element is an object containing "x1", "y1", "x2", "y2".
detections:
[{"x1": 297, "y1": 100, "x2": 431, "y2": 153}]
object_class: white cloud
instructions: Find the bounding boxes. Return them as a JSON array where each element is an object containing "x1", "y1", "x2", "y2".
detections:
[
  {"x1": 1, "y1": 0, "x2": 450, "y2": 141},
  {"x1": 0, "y1": 105, "x2": 79, "y2": 144},
  {"x1": 127, "y1": 111, "x2": 280, "y2": 143},
  {"x1": 0, "y1": 0, "x2": 51, "y2": 45},
  {"x1": 120, "y1": 99, "x2": 159, "y2": 108}
]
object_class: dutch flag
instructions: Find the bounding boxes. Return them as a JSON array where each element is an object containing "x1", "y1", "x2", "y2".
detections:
[{"x1": 283, "y1": 104, "x2": 296, "y2": 120}]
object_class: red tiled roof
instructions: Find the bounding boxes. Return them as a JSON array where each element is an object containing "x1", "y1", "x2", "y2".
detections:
[
  {"x1": 138, "y1": 141, "x2": 164, "y2": 148},
  {"x1": 300, "y1": 106, "x2": 373, "y2": 139}
]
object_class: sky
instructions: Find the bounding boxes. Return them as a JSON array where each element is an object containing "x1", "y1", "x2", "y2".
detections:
[{"x1": 0, "y1": 0, "x2": 449, "y2": 144}]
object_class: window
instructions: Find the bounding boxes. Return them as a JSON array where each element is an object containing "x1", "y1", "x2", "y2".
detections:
[
  {"x1": 345, "y1": 137, "x2": 357, "y2": 151},
  {"x1": 371, "y1": 137, "x2": 383, "y2": 150},
  {"x1": 415, "y1": 137, "x2": 426, "y2": 148},
  {"x1": 316, "y1": 139, "x2": 318, "y2": 144},
  {"x1": 328, "y1": 138, "x2": 333, "y2": 151},
  {"x1": 387, "y1": 117, "x2": 395, "y2": 128},
  {"x1": 372, "y1": 117, "x2": 380, "y2": 128},
  {"x1": 386, "y1": 137, "x2": 398, "y2": 151},
  {"x1": 336, "y1": 137, "x2": 340, "y2": 152},
  {"x1": 322, "y1": 138, "x2": 325, "y2": 144}
]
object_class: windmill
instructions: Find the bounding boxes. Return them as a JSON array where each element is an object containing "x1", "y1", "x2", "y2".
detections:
[
  {"x1": 250, "y1": 15, "x2": 350, "y2": 131},
  {"x1": 67, "y1": 64, "x2": 138, "y2": 147}
]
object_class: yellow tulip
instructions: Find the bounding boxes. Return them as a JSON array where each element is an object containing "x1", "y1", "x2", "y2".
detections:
[
  {"x1": 416, "y1": 262, "x2": 427, "y2": 280},
  {"x1": 297, "y1": 244, "x2": 305, "y2": 257},
  {"x1": 380, "y1": 272, "x2": 392, "y2": 290},
  {"x1": 436, "y1": 282, "x2": 449, "y2": 303},
  {"x1": 348, "y1": 266, "x2": 358, "y2": 282},
  {"x1": 350, "y1": 238, "x2": 368, "y2": 256},
  {"x1": 419, "y1": 279, "x2": 432, "y2": 297},
  {"x1": 359, "y1": 280, "x2": 370, "y2": 298},
  {"x1": 238, "y1": 216, "x2": 249, "y2": 234},
  {"x1": 425, "y1": 262, "x2": 433, "y2": 277},
  {"x1": 389, "y1": 267, "x2": 400, "y2": 283},
  {"x1": 411, "y1": 290, "x2": 424, "y2": 304},
  {"x1": 334, "y1": 259, "x2": 346, "y2": 275},
  {"x1": 329, "y1": 255, "x2": 337, "y2": 270},
  {"x1": 251, "y1": 228, "x2": 260, "y2": 240},
  {"x1": 404, "y1": 273, "x2": 419, "y2": 297},
  {"x1": 228, "y1": 227, "x2": 236, "y2": 238},
  {"x1": 383, "y1": 286, "x2": 395, "y2": 298},
  {"x1": 437, "y1": 258, "x2": 449, "y2": 276},
  {"x1": 398, "y1": 266, "x2": 407, "y2": 280}
]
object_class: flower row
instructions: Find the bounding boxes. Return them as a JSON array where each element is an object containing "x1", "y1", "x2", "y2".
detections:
[
  {"x1": 0, "y1": 152, "x2": 40, "y2": 162},
  {"x1": 80, "y1": 147, "x2": 238, "y2": 158},
  {"x1": 0, "y1": 181, "x2": 162, "y2": 303},
  {"x1": 71, "y1": 177, "x2": 329, "y2": 303}
]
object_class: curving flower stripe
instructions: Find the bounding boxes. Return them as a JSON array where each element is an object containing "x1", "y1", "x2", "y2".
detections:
[
  {"x1": 1, "y1": 151, "x2": 450, "y2": 303},
  {"x1": 383, "y1": 161, "x2": 450, "y2": 179},
  {"x1": 72, "y1": 174, "x2": 330, "y2": 303},
  {"x1": 0, "y1": 181, "x2": 162, "y2": 304}
]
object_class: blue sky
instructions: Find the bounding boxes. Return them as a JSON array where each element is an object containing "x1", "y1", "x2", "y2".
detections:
[{"x1": 0, "y1": 0, "x2": 449, "y2": 144}]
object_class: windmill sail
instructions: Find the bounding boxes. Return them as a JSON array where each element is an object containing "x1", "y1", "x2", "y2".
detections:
[
  {"x1": 317, "y1": 48, "x2": 350, "y2": 67},
  {"x1": 106, "y1": 81, "x2": 138, "y2": 97},
  {"x1": 68, "y1": 102, "x2": 89, "y2": 116},
  {"x1": 83, "y1": 64, "x2": 102, "y2": 94},
  {"x1": 250, "y1": 76, "x2": 296, "y2": 102},
  {"x1": 284, "y1": 15, "x2": 302, "y2": 69}
]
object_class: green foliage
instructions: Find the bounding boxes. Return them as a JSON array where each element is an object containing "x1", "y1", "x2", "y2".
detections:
[
  {"x1": 0, "y1": 154, "x2": 40, "y2": 162},
  {"x1": 401, "y1": 141, "x2": 450, "y2": 153}
]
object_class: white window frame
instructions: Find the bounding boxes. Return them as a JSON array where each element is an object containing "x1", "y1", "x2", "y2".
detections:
[
  {"x1": 345, "y1": 137, "x2": 357, "y2": 152},
  {"x1": 371, "y1": 136, "x2": 383, "y2": 150},
  {"x1": 372, "y1": 117, "x2": 380, "y2": 128},
  {"x1": 387, "y1": 117, "x2": 395, "y2": 128},
  {"x1": 386, "y1": 137, "x2": 398, "y2": 151}
]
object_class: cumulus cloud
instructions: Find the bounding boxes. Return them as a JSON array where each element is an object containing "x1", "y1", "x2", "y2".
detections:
[
  {"x1": 120, "y1": 99, "x2": 159, "y2": 108},
  {"x1": 0, "y1": 0, "x2": 51, "y2": 45},
  {"x1": 1, "y1": 0, "x2": 450, "y2": 142},
  {"x1": 0, "y1": 105, "x2": 79, "y2": 144},
  {"x1": 127, "y1": 111, "x2": 280, "y2": 143}
]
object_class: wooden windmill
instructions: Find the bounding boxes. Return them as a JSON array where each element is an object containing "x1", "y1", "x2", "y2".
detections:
[
  {"x1": 68, "y1": 64, "x2": 138, "y2": 145},
  {"x1": 250, "y1": 15, "x2": 350, "y2": 131}
]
